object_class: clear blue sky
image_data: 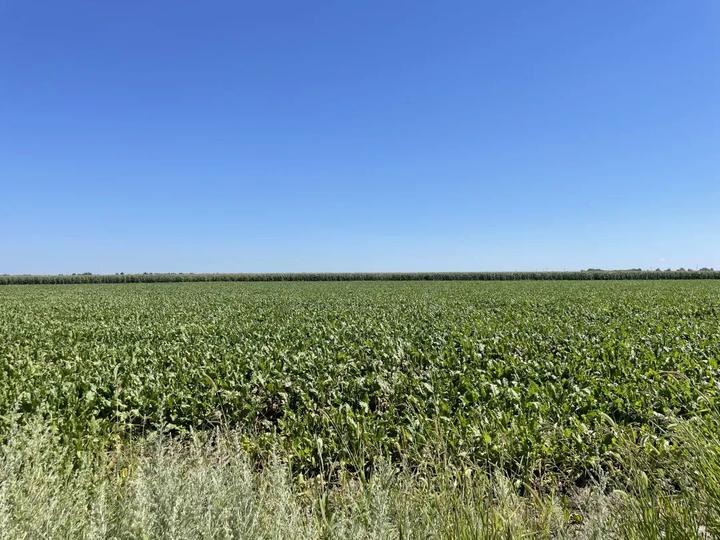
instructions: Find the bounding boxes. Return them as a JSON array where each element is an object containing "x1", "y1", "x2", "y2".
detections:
[{"x1": 1, "y1": 1, "x2": 718, "y2": 274}]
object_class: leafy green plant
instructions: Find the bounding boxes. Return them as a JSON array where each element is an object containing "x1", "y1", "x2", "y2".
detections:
[{"x1": 1, "y1": 280, "x2": 718, "y2": 484}]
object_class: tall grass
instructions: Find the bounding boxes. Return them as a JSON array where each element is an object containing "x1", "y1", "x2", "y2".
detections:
[{"x1": 1, "y1": 415, "x2": 718, "y2": 539}]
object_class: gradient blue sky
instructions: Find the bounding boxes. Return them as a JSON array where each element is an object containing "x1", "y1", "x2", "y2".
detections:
[{"x1": 1, "y1": 1, "x2": 718, "y2": 274}]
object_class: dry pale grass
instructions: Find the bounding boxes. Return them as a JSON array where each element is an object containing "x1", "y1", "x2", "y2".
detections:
[{"x1": 2, "y1": 417, "x2": 719, "y2": 540}]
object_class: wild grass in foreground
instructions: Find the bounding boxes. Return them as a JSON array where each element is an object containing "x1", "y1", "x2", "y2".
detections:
[{"x1": 1, "y1": 415, "x2": 718, "y2": 539}]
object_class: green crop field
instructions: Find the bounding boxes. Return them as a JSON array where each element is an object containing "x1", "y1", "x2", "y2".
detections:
[{"x1": 2, "y1": 280, "x2": 720, "y2": 538}]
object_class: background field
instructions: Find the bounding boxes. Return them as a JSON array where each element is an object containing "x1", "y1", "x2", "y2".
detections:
[
  {"x1": 2, "y1": 280, "x2": 720, "y2": 537},
  {"x1": 2, "y1": 269, "x2": 720, "y2": 285}
]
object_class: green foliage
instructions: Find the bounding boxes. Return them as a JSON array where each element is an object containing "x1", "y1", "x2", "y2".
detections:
[
  {"x1": 1, "y1": 269, "x2": 720, "y2": 285},
  {"x1": 1, "y1": 280, "x2": 719, "y2": 484}
]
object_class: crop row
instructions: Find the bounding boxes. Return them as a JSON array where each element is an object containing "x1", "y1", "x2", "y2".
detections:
[{"x1": 2, "y1": 270, "x2": 720, "y2": 285}]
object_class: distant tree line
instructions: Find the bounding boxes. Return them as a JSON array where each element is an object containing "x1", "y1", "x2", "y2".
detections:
[{"x1": 0, "y1": 269, "x2": 719, "y2": 285}]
